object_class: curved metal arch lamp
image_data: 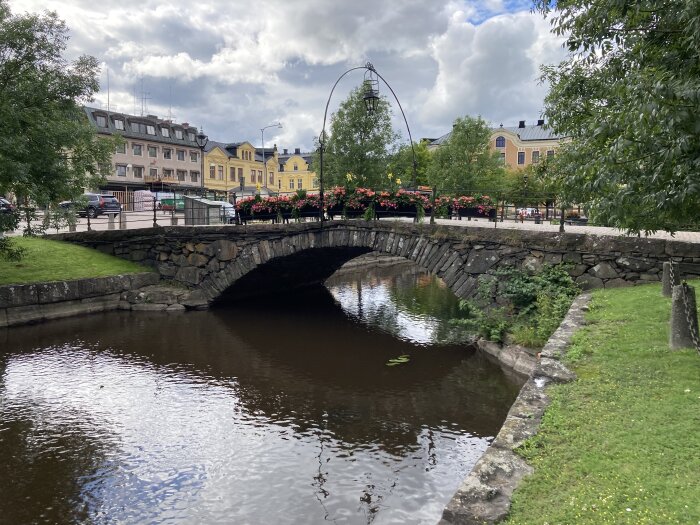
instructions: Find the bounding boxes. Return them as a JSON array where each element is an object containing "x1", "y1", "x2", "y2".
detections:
[{"x1": 318, "y1": 62, "x2": 418, "y2": 221}]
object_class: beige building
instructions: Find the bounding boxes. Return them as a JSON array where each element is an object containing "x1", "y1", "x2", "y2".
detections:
[
  {"x1": 203, "y1": 141, "x2": 279, "y2": 198},
  {"x1": 83, "y1": 107, "x2": 204, "y2": 193},
  {"x1": 276, "y1": 148, "x2": 318, "y2": 196},
  {"x1": 428, "y1": 119, "x2": 566, "y2": 168}
]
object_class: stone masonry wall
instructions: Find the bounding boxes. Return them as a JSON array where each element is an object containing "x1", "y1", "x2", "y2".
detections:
[
  {"x1": 55, "y1": 222, "x2": 700, "y2": 308},
  {"x1": 0, "y1": 273, "x2": 159, "y2": 328}
]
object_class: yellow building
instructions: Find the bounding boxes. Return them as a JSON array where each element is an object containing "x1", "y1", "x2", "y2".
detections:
[
  {"x1": 203, "y1": 141, "x2": 279, "y2": 198},
  {"x1": 276, "y1": 148, "x2": 318, "y2": 196},
  {"x1": 428, "y1": 119, "x2": 567, "y2": 168}
]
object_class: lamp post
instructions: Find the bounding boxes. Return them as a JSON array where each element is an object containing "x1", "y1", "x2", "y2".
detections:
[
  {"x1": 261, "y1": 123, "x2": 282, "y2": 191},
  {"x1": 318, "y1": 62, "x2": 418, "y2": 221},
  {"x1": 195, "y1": 128, "x2": 208, "y2": 196}
]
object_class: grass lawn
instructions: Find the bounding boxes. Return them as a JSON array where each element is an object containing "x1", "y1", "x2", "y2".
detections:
[
  {"x1": 0, "y1": 237, "x2": 151, "y2": 285},
  {"x1": 506, "y1": 282, "x2": 700, "y2": 525}
]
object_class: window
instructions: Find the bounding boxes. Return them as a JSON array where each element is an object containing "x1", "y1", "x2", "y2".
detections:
[
  {"x1": 289, "y1": 179, "x2": 295, "y2": 189},
  {"x1": 148, "y1": 146, "x2": 157, "y2": 158},
  {"x1": 532, "y1": 151, "x2": 540, "y2": 164},
  {"x1": 250, "y1": 169, "x2": 255, "y2": 181},
  {"x1": 190, "y1": 151, "x2": 198, "y2": 162},
  {"x1": 96, "y1": 115, "x2": 107, "y2": 127},
  {"x1": 116, "y1": 165, "x2": 127, "y2": 177},
  {"x1": 495, "y1": 136, "x2": 506, "y2": 148},
  {"x1": 269, "y1": 170, "x2": 274, "y2": 184},
  {"x1": 298, "y1": 178, "x2": 303, "y2": 189},
  {"x1": 188, "y1": 132, "x2": 195, "y2": 142},
  {"x1": 190, "y1": 171, "x2": 199, "y2": 183},
  {"x1": 174, "y1": 129, "x2": 183, "y2": 139},
  {"x1": 238, "y1": 167, "x2": 243, "y2": 181},
  {"x1": 293, "y1": 163, "x2": 298, "y2": 171},
  {"x1": 177, "y1": 170, "x2": 186, "y2": 181},
  {"x1": 133, "y1": 166, "x2": 144, "y2": 178},
  {"x1": 517, "y1": 151, "x2": 525, "y2": 165},
  {"x1": 258, "y1": 170, "x2": 263, "y2": 183},
  {"x1": 130, "y1": 122, "x2": 149, "y2": 133},
  {"x1": 163, "y1": 148, "x2": 172, "y2": 160},
  {"x1": 161, "y1": 127, "x2": 170, "y2": 138},
  {"x1": 132, "y1": 143, "x2": 142, "y2": 156},
  {"x1": 547, "y1": 150, "x2": 555, "y2": 158},
  {"x1": 163, "y1": 169, "x2": 174, "y2": 179},
  {"x1": 115, "y1": 143, "x2": 126, "y2": 154},
  {"x1": 150, "y1": 168, "x2": 158, "y2": 179},
  {"x1": 210, "y1": 165, "x2": 216, "y2": 179},
  {"x1": 146, "y1": 125, "x2": 155, "y2": 135},
  {"x1": 114, "y1": 119, "x2": 125, "y2": 130},
  {"x1": 230, "y1": 167, "x2": 235, "y2": 181},
  {"x1": 279, "y1": 164, "x2": 285, "y2": 172},
  {"x1": 217, "y1": 166, "x2": 223, "y2": 180},
  {"x1": 499, "y1": 152, "x2": 506, "y2": 163},
  {"x1": 176, "y1": 150, "x2": 185, "y2": 161}
]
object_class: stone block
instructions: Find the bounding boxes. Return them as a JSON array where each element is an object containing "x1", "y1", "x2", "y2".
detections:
[
  {"x1": 175, "y1": 266, "x2": 205, "y2": 286},
  {"x1": 576, "y1": 273, "x2": 604, "y2": 290},
  {"x1": 0, "y1": 284, "x2": 39, "y2": 308},
  {"x1": 590, "y1": 261, "x2": 619, "y2": 279},
  {"x1": 36, "y1": 281, "x2": 79, "y2": 304},
  {"x1": 186, "y1": 253, "x2": 209, "y2": 268}
]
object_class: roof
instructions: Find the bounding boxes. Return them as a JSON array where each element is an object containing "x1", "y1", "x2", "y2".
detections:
[
  {"x1": 428, "y1": 122, "x2": 566, "y2": 147},
  {"x1": 278, "y1": 151, "x2": 313, "y2": 164},
  {"x1": 83, "y1": 106, "x2": 200, "y2": 148}
]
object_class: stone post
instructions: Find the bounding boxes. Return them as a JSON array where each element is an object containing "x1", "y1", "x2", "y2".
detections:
[
  {"x1": 108, "y1": 214, "x2": 115, "y2": 230},
  {"x1": 119, "y1": 212, "x2": 127, "y2": 230},
  {"x1": 670, "y1": 284, "x2": 699, "y2": 350},
  {"x1": 661, "y1": 261, "x2": 680, "y2": 297}
]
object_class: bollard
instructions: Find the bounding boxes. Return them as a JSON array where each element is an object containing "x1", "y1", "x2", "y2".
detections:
[
  {"x1": 119, "y1": 212, "x2": 127, "y2": 230},
  {"x1": 108, "y1": 214, "x2": 115, "y2": 230},
  {"x1": 669, "y1": 284, "x2": 699, "y2": 351},
  {"x1": 661, "y1": 261, "x2": 680, "y2": 297}
]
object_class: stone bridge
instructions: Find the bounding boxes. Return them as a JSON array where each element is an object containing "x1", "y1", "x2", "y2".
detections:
[{"x1": 57, "y1": 221, "x2": 700, "y2": 308}]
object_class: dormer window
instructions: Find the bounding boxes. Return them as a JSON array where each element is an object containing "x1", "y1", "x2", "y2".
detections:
[
  {"x1": 146, "y1": 125, "x2": 155, "y2": 135},
  {"x1": 188, "y1": 132, "x2": 195, "y2": 142},
  {"x1": 495, "y1": 136, "x2": 506, "y2": 148},
  {"x1": 161, "y1": 127, "x2": 170, "y2": 138},
  {"x1": 95, "y1": 115, "x2": 107, "y2": 127},
  {"x1": 114, "y1": 119, "x2": 124, "y2": 130},
  {"x1": 174, "y1": 129, "x2": 183, "y2": 139}
]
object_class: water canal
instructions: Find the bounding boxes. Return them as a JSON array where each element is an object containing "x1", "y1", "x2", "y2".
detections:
[{"x1": 0, "y1": 261, "x2": 524, "y2": 524}]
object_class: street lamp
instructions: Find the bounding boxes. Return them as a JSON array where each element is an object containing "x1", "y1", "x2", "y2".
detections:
[
  {"x1": 261, "y1": 123, "x2": 282, "y2": 191},
  {"x1": 319, "y1": 62, "x2": 418, "y2": 221},
  {"x1": 195, "y1": 128, "x2": 208, "y2": 195}
]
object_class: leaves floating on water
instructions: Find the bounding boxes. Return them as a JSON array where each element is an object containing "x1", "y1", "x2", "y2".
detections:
[{"x1": 386, "y1": 355, "x2": 410, "y2": 366}]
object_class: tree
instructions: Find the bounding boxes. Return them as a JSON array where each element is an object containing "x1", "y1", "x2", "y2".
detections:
[
  {"x1": 426, "y1": 115, "x2": 505, "y2": 195},
  {"x1": 0, "y1": 1, "x2": 115, "y2": 245},
  {"x1": 386, "y1": 140, "x2": 432, "y2": 188},
  {"x1": 535, "y1": 0, "x2": 700, "y2": 233},
  {"x1": 312, "y1": 83, "x2": 400, "y2": 189}
]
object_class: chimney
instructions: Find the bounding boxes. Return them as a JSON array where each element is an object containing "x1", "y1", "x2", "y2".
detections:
[
  {"x1": 294, "y1": 147, "x2": 301, "y2": 154},
  {"x1": 518, "y1": 120, "x2": 526, "y2": 128},
  {"x1": 181, "y1": 122, "x2": 189, "y2": 127},
  {"x1": 537, "y1": 119, "x2": 544, "y2": 126},
  {"x1": 283, "y1": 148, "x2": 288, "y2": 155}
]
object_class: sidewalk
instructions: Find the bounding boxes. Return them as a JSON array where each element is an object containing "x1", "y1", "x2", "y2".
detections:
[{"x1": 6, "y1": 212, "x2": 700, "y2": 244}]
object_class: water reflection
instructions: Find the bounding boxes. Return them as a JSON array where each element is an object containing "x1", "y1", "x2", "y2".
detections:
[{"x1": 0, "y1": 264, "x2": 523, "y2": 524}]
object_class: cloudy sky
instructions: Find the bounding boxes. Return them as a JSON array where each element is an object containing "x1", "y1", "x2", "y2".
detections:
[{"x1": 9, "y1": 0, "x2": 566, "y2": 151}]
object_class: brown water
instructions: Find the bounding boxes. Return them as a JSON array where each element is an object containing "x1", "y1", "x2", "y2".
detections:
[{"x1": 0, "y1": 263, "x2": 523, "y2": 524}]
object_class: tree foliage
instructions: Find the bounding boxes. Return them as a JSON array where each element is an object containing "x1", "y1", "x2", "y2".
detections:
[
  {"x1": 386, "y1": 140, "x2": 431, "y2": 188},
  {"x1": 312, "y1": 83, "x2": 400, "y2": 189},
  {"x1": 0, "y1": 1, "x2": 115, "y2": 207},
  {"x1": 426, "y1": 115, "x2": 505, "y2": 195},
  {"x1": 535, "y1": 0, "x2": 700, "y2": 233}
]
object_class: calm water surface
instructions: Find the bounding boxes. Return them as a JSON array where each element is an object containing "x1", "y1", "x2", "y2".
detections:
[{"x1": 0, "y1": 263, "x2": 524, "y2": 524}]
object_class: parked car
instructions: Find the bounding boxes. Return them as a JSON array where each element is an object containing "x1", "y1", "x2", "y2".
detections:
[
  {"x1": 59, "y1": 193, "x2": 121, "y2": 218},
  {"x1": 0, "y1": 197, "x2": 15, "y2": 214}
]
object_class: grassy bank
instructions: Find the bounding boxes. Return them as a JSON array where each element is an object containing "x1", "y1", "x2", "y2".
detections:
[
  {"x1": 0, "y1": 237, "x2": 150, "y2": 285},
  {"x1": 506, "y1": 282, "x2": 700, "y2": 524}
]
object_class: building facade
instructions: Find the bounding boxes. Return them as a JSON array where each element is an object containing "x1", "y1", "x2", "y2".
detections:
[
  {"x1": 428, "y1": 119, "x2": 566, "y2": 168},
  {"x1": 276, "y1": 148, "x2": 318, "y2": 195},
  {"x1": 203, "y1": 142, "x2": 280, "y2": 199},
  {"x1": 83, "y1": 107, "x2": 204, "y2": 193}
]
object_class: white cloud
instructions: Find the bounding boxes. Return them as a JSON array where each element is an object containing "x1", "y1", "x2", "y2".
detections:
[{"x1": 7, "y1": 0, "x2": 566, "y2": 150}]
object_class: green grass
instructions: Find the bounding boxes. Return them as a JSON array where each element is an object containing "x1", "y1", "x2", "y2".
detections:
[
  {"x1": 506, "y1": 282, "x2": 700, "y2": 525},
  {"x1": 0, "y1": 237, "x2": 151, "y2": 285}
]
